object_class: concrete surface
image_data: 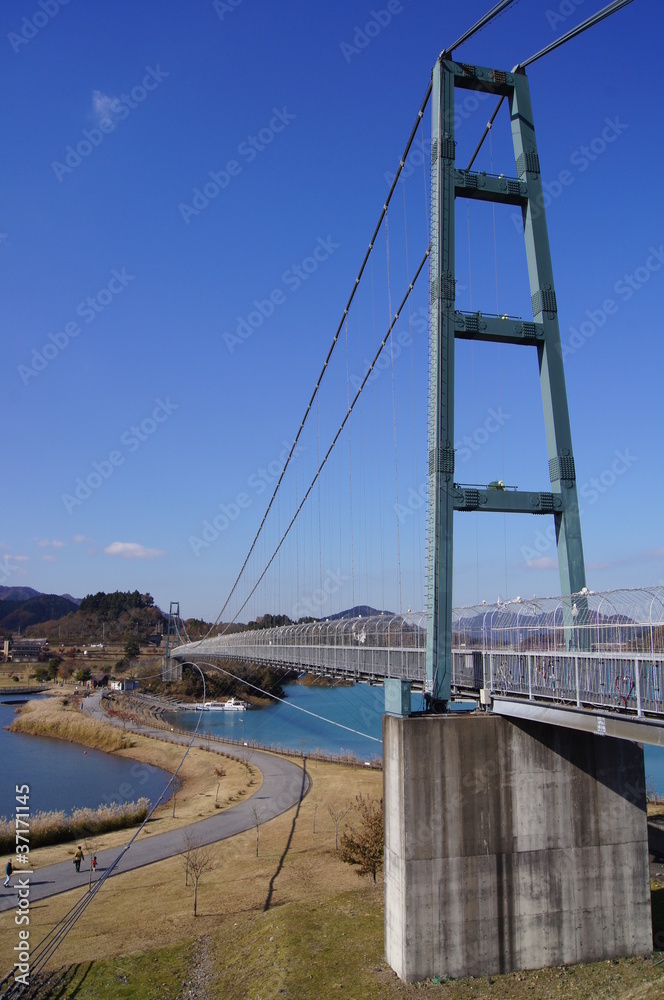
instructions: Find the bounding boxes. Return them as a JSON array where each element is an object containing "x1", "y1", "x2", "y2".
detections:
[{"x1": 384, "y1": 712, "x2": 652, "y2": 982}]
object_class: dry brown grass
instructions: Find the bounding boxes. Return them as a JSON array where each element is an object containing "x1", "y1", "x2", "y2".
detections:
[
  {"x1": 1, "y1": 735, "x2": 663, "y2": 999},
  {"x1": 0, "y1": 757, "x2": 379, "y2": 972},
  {"x1": 9, "y1": 695, "x2": 134, "y2": 751}
]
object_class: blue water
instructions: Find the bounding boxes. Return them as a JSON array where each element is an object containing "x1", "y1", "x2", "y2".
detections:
[
  {"x1": 165, "y1": 682, "x2": 664, "y2": 795},
  {"x1": 165, "y1": 682, "x2": 390, "y2": 761},
  {"x1": 0, "y1": 696, "x2": 172, "y2": 820}
]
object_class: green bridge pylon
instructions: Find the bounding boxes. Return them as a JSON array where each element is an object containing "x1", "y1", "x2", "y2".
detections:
[{"x1": 426, "y1": 57, "x2": 587, "y2": 710}]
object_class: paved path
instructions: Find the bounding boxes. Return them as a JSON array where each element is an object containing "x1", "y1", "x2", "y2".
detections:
[{"x1": 0, "y1": 693, "x2": 308, "y2": 912}]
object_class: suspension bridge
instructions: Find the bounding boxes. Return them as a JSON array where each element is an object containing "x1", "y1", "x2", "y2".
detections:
[
  {"x1": 162, "y1": 0, "x2": 656, "y2": 983},
  {"x1": 2, "y1": 1, "x2": 655, "y2": 995},
  {"x1": 169, "y1": 588, "x2": 664, "y2": 745}
]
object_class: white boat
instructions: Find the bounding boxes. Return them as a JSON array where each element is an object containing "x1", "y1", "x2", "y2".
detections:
[{"x1": 194, "y1": 697, "x2": 249, "y2": 712}]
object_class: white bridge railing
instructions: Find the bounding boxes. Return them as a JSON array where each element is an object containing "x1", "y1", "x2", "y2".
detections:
[
  {"x1": 172, "y1": 641, "x2": 664, "y2": 719},
  {"x1": 171, "y1": 588, "x2": 664, "y2": 719}
]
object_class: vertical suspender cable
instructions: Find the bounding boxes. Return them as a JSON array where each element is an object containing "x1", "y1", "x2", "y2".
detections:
[{"x1": 345, "y1": 316, "x2": 356, "y2": 610}]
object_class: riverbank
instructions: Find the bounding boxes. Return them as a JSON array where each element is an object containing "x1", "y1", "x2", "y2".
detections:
[
  {"x1": 2, "y1": 746, "x2": 663, "y2": 999},
  {"x1": 3, "y1": 694, "x2": 663, "y2": 999},
  {"x1": 4, "y1": 695, "x2": 261, "y2": 868}
]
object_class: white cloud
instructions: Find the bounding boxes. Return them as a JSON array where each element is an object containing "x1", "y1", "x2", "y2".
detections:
[
  {"x1": 104, "y1": 542, "x2": 165, "y2": 560},
  {"x1": 91, "y1": 90, "x2": 119, "y2": 125},
  {"x1": 13, "y1": 555, "x2": 29, "y2": 563},
  {"x1": 36, "y1": 539, "x2": 66, "y2": 549},
  {"x1": 524, "y1": 556, "x2": 557, "y2": 570},
  {"x1": 42, "y1": 554, "x2": 56, "y2": 563}
]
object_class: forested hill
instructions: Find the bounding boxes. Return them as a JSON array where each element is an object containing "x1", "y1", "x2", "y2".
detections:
[
  {"x1": 24, "y1": 590, "x2": 167, "y2": 644},
  {"x1": 0, "y1": 594, "x2": 78, "y2": 633}
]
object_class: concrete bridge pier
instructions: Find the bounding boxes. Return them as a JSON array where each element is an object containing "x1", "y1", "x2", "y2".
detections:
[{"x1": 383, "y1": 713, "x2": 652, "y2": 983}]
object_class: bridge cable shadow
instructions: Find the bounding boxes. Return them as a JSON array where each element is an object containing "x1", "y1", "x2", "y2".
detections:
[
  {"x1": 263, "y1": 759, "x2": 310, "y2": 913},
  {"x1": 17, "y1": 960, "x2": 93, "y2": 999}
]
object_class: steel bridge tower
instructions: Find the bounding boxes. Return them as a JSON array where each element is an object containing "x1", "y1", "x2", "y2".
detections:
[{"x1": 426, "y1": 57, "x2": 586, "y2": 709}]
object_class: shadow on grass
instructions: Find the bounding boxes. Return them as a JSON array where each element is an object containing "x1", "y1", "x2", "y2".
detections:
[
  {"x1": 652, "y1": 884, "x2": 664, "y2": 951},
  {"x1": 263, "y1": 759, "x2": 309, "y2": 913},
  {"x1": 24, "y1": 961, "x2": 93, "y2": 998}
]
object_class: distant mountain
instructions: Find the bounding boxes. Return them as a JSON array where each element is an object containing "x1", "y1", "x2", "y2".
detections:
[
  {"x1": 60, "y1": 593, "x2": 82, "y2": 606},
  {"x1": 0, "y1": 594, "x2": 78, "y2": 632},
  {"x1": 0, "y1": 585, "x2": 41, "y2": 602},
  {"x1": 326, "y1": 605, "x2": 395, "y2": 621}
]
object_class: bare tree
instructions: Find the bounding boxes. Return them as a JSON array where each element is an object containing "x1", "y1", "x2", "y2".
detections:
[
  {"x1": 214, "y1": 765, "x2": 226, "y2": 804},
  {"x1": 180, "y1": 831, "x2": 214, "y2": 916},
  {"x1": 312, "y1": 795, "x2": 321, "y2": 834},
  {"x1": 327, "y1": 800, "x2": 351, "y2": 851},
  {"x1": 251, "y1": 804, "x2": 262, "y2": 858}
]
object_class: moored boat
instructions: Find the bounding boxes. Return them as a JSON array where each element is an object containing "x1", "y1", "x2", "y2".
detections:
[{"x1": 192, "y1": 697, "x2": 249, "y2": 712}]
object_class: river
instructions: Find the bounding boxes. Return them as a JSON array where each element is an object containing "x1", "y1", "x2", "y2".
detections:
[
  {"x1": 2, "y1": 686, "x2": 663, "y2": 820},
  {"x1": 164, "y1": 681, "x2": 664, "y2": 794},
  {"x1": 0, "y1": 695, "x2": 172, "y2": 821}
]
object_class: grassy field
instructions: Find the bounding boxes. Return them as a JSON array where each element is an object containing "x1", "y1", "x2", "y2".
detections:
[
  {"x1": 3, "y1": 699, "x2": 664, "y2": 998},
  {"x1": 0, "y1": 748, "x2": 662, "y2": 999}
]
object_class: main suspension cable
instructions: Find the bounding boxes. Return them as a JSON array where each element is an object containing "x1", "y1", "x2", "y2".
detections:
[
  {"x1": 517, "y1": 0, "x2": 635, "y2": 69},
  {"x1": 443, "y1": 0, "x2": 520, "y2": 57}
]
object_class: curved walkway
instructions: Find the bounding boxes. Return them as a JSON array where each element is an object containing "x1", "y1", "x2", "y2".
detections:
[{"x1": 0, "y1": 693, "x2": 309, "y2": 913}]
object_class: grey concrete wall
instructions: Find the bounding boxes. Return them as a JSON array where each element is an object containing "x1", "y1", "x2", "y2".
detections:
[{"x1": 384, "y1": 713, "x2": 652, "y2": 983}]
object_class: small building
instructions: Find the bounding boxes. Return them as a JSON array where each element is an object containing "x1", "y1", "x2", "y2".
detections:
[
  {"x1": 86, "y1": 674, "x2": 108, "y2": 689},
  {"x1": 109, "y1": 678, "x2": 140, "y2": 692},
  {"x1": 10, "y1": 638, "x2": 49, "y2": 662}
]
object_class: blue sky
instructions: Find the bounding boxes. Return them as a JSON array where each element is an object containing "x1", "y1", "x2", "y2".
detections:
[{"x1": 2, "y1": 0, "x2": 662, "y2": 622}]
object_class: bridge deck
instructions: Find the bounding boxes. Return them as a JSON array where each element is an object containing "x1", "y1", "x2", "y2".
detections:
[{"x1": 170, "y1": 636, "x2": 664, "y2": 743}]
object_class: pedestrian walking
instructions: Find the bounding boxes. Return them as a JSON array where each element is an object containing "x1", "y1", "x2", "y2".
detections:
[
  {"x1": 4, "y1": 859, "x2": 12, "y2": 887},
  {"x1": 74, "y1": 846, "x2": 84, "y2": 873}
]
